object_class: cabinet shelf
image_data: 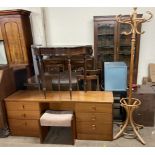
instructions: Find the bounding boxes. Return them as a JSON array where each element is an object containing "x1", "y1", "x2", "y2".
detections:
[
  {"x1": 98, "y1": 45, "x2": 114, "y2": 48},
  {"x1": 97, "y1": 52, "x2": 114, "y2": 56},
  {"x1": 120, "y1": 45, "x2": 131, "y2": 47},
  {"x1": 98, "y1": 33, "x2": 114, "y2": 36},
  {"x1": 119, "y1": 53, "x2": 130, "y2": 56}
]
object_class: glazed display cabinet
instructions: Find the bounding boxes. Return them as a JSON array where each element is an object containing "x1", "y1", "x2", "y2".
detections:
[{"x1": 94, "y1": 15, "x2": 142, "y2": 83}]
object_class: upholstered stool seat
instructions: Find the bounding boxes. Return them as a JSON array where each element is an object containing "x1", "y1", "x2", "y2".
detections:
[
  {"x1": 40, "y1": 110, "x2": 75, "y2": 145},
  {"x1": 40, "y1": 110, "x2": 73, "y2": 127}
]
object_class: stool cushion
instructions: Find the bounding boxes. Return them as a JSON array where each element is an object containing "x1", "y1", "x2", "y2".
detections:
[{"x1": 40, "y1": 110, "x2": 73, "y2": 127}]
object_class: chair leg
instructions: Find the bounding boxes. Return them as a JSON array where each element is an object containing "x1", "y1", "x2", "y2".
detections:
[
  {"x1": 77, "y1": 80, "x2": 80, "y2": 90},
  {"x1": 87, "y1": 80, "x2": 91, "y2": 90},
  {"x1": 96, "y1": 76, "x2": 100, "y2": 91},
  {"x1": 58, "y1": 72, "x2": 60, "y2": 91}
]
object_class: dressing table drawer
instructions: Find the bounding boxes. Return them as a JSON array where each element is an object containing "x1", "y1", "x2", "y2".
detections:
[
  {"x1": 8, "y1": 119, "x2": 40, "y2": 137},
  {"x1": 76, "y1": 103, "x2": 112, "y2": 113},
  {"x1": 76, "y1": 122, "x2": 112, "y2": 134},
  {"x1": 6, "y1": 102, "x2": 40, "y2": 111},
  {"x1": 77, "y1": 133, "x2": 112, "y2": 140},
  {"x1": 76, "y1": 112, "x2": 112, "y2": 123},
  {"x1": 7, "y1": 111, "x2": 41, "y2": 119}
]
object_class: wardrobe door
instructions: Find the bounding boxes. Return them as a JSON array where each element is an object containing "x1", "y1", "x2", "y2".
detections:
[{"x1": 1, "y1": 19, "x2": 26, "y2": 64}]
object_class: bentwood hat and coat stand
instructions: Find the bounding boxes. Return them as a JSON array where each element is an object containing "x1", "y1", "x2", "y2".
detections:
[{"x1": 114, "y1": 8, "x2": 153, "y2": 145}]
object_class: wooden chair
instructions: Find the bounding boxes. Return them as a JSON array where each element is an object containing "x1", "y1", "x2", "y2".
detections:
[
  {"x1": 76, "y1": 69, "x2": 101, "y2": 91},
  {"x1": 24, "y1": 75, "x2": 41, "y2": 90},
  {"x1": 24, "y1": 63, "x2": 64, "y2": 91},
  {"x1": 43, "y1": 61, "x2": 79, "y2": 91},
  {"x1": 44, "y1": 63, "x2": 64, "y2": 91},
  {"x1": 32, "y1": 45, "x2": 94, "y2": 98},
  {"x1": 40, "y1": 110, "x2": 76, "y2": 145}
]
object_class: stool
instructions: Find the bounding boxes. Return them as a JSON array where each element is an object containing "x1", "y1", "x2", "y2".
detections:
[{"x1": 40, "y1": 110, "x2": 76, "y2": 145}]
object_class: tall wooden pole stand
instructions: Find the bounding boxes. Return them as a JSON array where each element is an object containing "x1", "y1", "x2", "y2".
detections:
[{"x1": 113, "y1": 8, "x2": 153, "y2": 145}]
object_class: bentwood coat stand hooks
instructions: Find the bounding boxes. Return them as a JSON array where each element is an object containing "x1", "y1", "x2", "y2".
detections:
[{"x1": 113, "y1": 8, "x2": 153, "y2": 145}]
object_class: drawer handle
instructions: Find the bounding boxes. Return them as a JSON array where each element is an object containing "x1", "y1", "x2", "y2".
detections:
[
  {"x1": 22, "y1": 105, "x2": 25, "y2": 109},
  {"x1": 23, "y1": 114, "x2": 26, "y2": 118},
  {"x1": 91, "y1": 124, "x2": 96, "y2": 130},
  {"x1": 91, "y1": 106, "x2": 96, "y2": 111},
  {"x1": 91, "y1": 117, "x2": 96, "y2": 121}
]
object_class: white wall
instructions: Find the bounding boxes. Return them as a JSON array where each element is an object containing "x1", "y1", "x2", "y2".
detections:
[
  {"x1": 44, "y1": 7, "x2": 155, "y2": 84},
  {"x1": 0, "y1": 41, "x2": 7, "y2": 64}
]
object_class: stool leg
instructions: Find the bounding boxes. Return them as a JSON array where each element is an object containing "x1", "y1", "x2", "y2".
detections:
[
  {"x1": 73, "y1": 115, "x2": 77, "y2": 139},
  {"x1": 39, "y1": 126, "x2": 49, "y2": 143},
  {"x1": 71, "y1": 116, "x2": 76, "y2": 145}
]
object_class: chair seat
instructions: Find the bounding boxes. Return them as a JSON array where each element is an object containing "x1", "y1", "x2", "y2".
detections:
[{"x1": 40, "y1": 110, "x2": 73, "y2": 127}]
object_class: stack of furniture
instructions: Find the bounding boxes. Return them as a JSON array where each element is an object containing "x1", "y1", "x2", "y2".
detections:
[{"x1": 32, "y1": 46, "x2": 93, "y2": 94}]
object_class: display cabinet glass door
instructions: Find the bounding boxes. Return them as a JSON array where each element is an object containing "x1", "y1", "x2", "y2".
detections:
[
  {"x1": 117, "y1": 23, "x2": 131, "y2": 67},
  {"x1": 95, "y1": 21, "x2": 117, "y2": 69},
  {"x1": 94, "y1": 16, "x2": 141, "y2": 83},
  {"x1": 117, "y1": 22, "x2": 140, "y2": 83}
]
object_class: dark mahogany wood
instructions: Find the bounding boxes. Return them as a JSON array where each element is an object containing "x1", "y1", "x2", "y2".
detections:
[
  {"x1": 94, "y1": 15, "x2": 142, "y2": 83},
  {"x1": 0, "y1": 66, "x2": 16, "y2": 129},
  {"x1": 33, "y1": 45, "x2": 93, "y2": 98}
]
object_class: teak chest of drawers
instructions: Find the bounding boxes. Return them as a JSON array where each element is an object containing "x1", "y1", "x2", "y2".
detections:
[
  {"x1": 76, "y1": 103, "x2": 112, "y2": 140},
  {"x1": 6, "y1": 101, "x2": 41, "y2": 137},
  {"x1": 5, "y1": 91, "x2": 113, "y2": 141}
]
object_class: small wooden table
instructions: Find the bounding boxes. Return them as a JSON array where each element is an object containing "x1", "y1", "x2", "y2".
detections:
[{"x1": 5, "y1": 90, "x2": 113, "y2": 141}]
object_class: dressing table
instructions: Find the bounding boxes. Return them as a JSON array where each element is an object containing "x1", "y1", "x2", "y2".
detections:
[{"x1": 5, "y1": 90, "x2": 113, "y2": 141}]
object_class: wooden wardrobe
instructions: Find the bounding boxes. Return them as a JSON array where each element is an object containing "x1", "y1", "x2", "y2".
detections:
[{"x1": 0, "y1": 9, "x2": 34, "y2": 76}]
